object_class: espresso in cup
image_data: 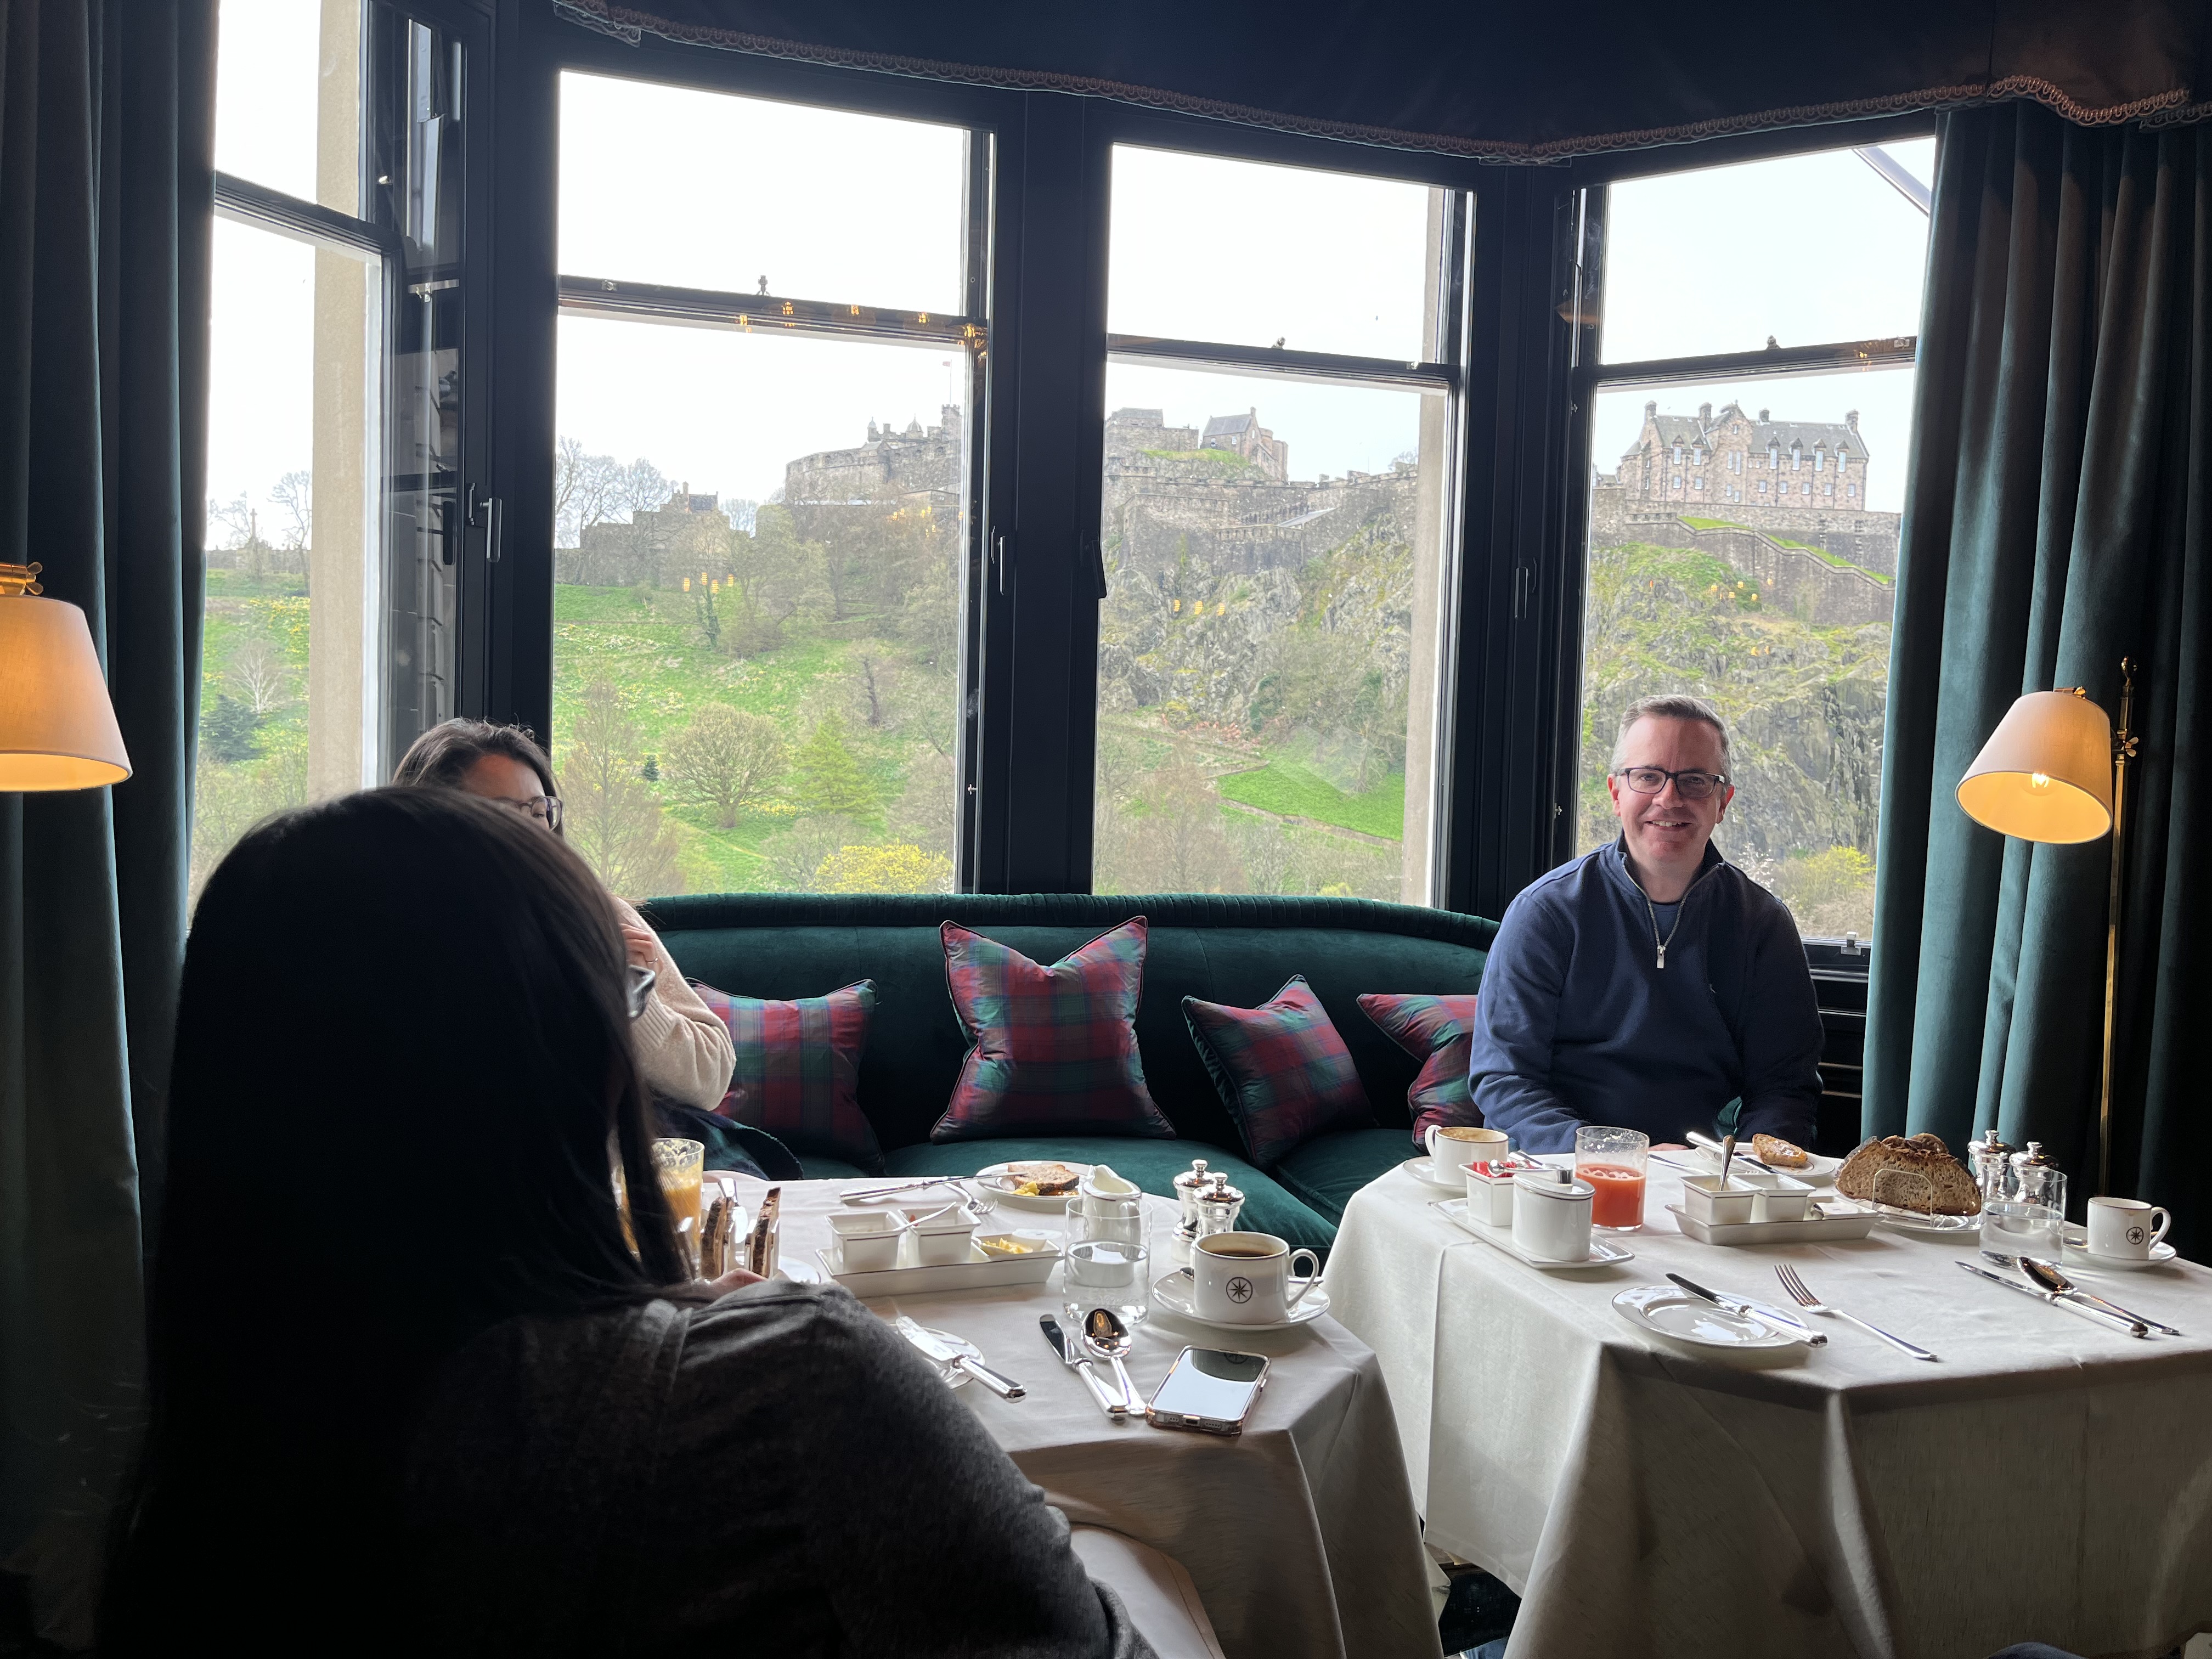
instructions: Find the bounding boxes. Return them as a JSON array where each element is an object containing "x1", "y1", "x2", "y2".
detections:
[
  {"x1": 1191, "y1": 1231, "x2": 1322, "y2": 1323},
  {"x1": 2085, "y1": 1195, "x2": 2172, "y2": 1260},
  {"x1": 1427, "y1": 1123, "x2": 1508, "y2": 1184}
]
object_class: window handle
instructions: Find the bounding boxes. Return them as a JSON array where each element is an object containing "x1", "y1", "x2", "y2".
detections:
[{"x1": 467, "y1": 485, "x2": 503, "y2": 565}]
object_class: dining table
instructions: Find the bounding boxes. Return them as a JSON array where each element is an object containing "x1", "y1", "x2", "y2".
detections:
[
  {"x1": 715, "y1": 1174, "x2": 1444, "y2": 1659},
  {"x1": 1324, "y1": 1153, "x2": 2212, "y2": 1659}
]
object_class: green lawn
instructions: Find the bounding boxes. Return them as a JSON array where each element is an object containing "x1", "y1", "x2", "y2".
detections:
[{"x1": 1216, "y1": 760, "x2": 1405, "y2": 840}]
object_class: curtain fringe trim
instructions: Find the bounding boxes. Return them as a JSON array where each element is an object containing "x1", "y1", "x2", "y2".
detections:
[{"x1": 554, "y1": 1, "x2": 2204, "y2": 160}]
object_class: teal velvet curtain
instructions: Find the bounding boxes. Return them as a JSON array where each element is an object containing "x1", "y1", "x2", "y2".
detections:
[
  {"x1": 0, "y1": 0, "x2": 212, "y2": 1642},
  {"x1": 1866, "y1": 104, "x2": 2211, "y2": 1247}
]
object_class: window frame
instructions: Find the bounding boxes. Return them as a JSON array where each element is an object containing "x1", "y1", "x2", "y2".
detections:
[
  {"x1": 473, "y1": 8, "x2": 1940, "y2": 918},
  {"x1": 1549, "y1": 115, "x2": 1937, "y2": 940}
]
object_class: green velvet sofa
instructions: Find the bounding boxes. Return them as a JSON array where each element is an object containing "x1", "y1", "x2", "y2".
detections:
[{"x1": 641, "y1": 893, "x2": 1497, "y2": 1254}]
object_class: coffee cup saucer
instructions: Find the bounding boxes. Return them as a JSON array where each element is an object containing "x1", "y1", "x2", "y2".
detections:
[
  {"x1": 1401, "y1": 1156, "x2": 1475, "y2": 1193},
  {"x1": 1150, "y1": 1268, "x2": 1330, "y2": 1330},
  {"x1": 2061, "y1": 1231, "x2": 2177, "y2": 1271}
]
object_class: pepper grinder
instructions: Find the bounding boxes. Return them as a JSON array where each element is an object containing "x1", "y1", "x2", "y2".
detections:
[
  {"x1": 2008, "y1": 1142, "x2": 2066, "y2": 1214},
  {"x1": 1195, "y1": 1178, "x2": 1246, "y2": 1240}
]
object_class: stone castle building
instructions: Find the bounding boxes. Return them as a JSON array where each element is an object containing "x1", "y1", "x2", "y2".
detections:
[
  {"x1": 562, "y1": 402, "x2": 1406, "y2": 586},
  {"x1": 1588, "y1": 398, "x2": 1903, "y2": 627},
  {"x1": 1100, "y1": 406, "x2": 1413, "y2": 576}
]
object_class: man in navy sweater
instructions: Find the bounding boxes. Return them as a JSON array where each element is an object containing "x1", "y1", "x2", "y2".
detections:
[{"x1": 1467, "y1": 694, "x2": 1823, "y2": 1155}]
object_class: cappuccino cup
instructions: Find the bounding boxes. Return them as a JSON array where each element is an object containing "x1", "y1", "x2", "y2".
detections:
[
  {"x1": 2085, "y1": 1195, "x2": 2171, "y2": 1260},
  {"x1": 1191, "y1": 1231, "x2": 1322, "y2": 1323},
  {"x1": 1427, "y1": 1123, "x2": 1508, "y2": 1184}
]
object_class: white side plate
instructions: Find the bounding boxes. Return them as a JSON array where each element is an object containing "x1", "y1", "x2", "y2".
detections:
[
  {"x1": 972, "y1": 1162, "x2": 1096, "y2": 1212},
  {"x1": 1430, "y1": 1199, "x2": 1636, "y2": 1268},
  {"x1": 2061, "y1": 1231, "x2": 2179, "y2": 1271},
  {"x1": 1836, "y1": 1199, "x2": 1980, "y2": 1236},
  {"x1": 1400, "y1": 1156, "x2": 1475, "y2": 1193},
  {"x1": 1612, "y1": 1283, "x2": 1799, "y2": 1351}
]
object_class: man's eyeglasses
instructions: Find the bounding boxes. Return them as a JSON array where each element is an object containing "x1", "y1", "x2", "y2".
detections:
[
  {"x1": 495, "y1": 794, "x2": 562, "y2": 831},
  {"x1": 1613, "y1": 766, "x2": 1729, "y2": 800},
  {"x1": 627, "y1": 964, "x2": 658, "y2": 1020}
]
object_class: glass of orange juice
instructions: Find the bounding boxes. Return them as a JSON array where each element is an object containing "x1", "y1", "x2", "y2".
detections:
[
  {"x1": 651, "y1": 1137, "x2": 706, "y2": 1273},
  {"x1": 1575, "y1": 1126, "x2": 1649, "y2": 1231}
]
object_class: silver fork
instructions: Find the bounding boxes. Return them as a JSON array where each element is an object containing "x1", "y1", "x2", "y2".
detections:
[{"x1": 1775, "y1": 1264, "x2": 1940, "y2": 1362}]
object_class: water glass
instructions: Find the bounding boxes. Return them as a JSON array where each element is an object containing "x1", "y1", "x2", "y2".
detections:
[
  {"x1": 1574, "y1": 1125, "x2": 1650, "y2": 1231},
  {"x1": 1063, "y1": 1238, "x2": 1150, "y2": 1331},
  {"x1": 1066, "y1": 1194, "x2": 1147, "y2": 1251},
  {"x1": 1980, "y1": 1200, "x2": 2064, "y2": 1266}
]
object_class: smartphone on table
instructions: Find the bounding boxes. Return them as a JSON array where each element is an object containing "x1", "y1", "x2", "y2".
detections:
[{"x1": 1145, "y1": 1347, "x2": 1270, "y2": 1436}]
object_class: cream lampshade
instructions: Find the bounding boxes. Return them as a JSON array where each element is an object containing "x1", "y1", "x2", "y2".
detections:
[
  {"x1": 0, "y1": 564, "x2": 132, "y2": 791},
  {"x1": 1955, "y1": 689, "x2": 2114, "y2": 844}
]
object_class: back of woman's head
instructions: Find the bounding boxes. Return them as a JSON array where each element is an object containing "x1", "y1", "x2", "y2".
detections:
[{"x1": 104, "y1": 788, "x2": 685, "y2": 1651}]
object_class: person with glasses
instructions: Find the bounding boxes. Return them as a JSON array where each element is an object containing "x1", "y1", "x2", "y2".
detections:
[
  {"x1": 393, "y1": 719, "x2": 736, "y2": 1116},
  {"x1": 1465, "y1": 693, "x2": 1822, "y2": 1155}
]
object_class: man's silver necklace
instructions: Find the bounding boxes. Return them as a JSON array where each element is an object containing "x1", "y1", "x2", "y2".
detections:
[{"x1": 1639, "y1": 865, "x2": 1716, "y2": 970}]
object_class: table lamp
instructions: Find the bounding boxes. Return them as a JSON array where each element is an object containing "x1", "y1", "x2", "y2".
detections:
[
  {"x1": 0, "y1": 561, "x2": 132, "y2": 790},
  {"x1": 1955, "y1": 659, "x2": 2135, "y2": 1197}
]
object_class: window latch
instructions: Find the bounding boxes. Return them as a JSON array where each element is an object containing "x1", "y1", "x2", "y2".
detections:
[{"x1": 467, "y1": 484, "x2": 503, "y2": 565}]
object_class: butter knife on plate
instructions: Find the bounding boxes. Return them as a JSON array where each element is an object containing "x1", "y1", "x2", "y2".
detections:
[
  {"x1": 1954, "y1": 1261, "x2": 2149, "y2": 1337},
  {"x1": 1041, "y1": 1314, "x2": 1129, "y2": 1418},
  {"x1": 1665, "y1": 1272, "x2": 1827, "y2": 1345},
  {"x1": 893, "y1": 1316, "x2": 1026, "y2": 1397}
]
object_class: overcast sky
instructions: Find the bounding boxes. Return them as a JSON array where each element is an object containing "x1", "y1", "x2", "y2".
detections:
[{"x1": 207, "y1": 10, "x2": 1935, "y2": 529}]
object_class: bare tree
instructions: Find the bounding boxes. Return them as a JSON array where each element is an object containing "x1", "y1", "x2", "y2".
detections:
[
  {"x1": 210, "y1": 495, "x2": 275, "y2": 584},
  {"x1": 228, "y1": 636, "x2": 289, "y2": 715},
  {"x1": 664, "y1": 703, "x2": 787, "y2": 829},
  {"x1": 271, "y1": 471, "x2": 313, "y2": 585},
  {"x1": 855, "y1": 654, "x2": 886, "y2": 727},
  {"x1": 559, "y1": 681, "x2": 684, "y2": 898}
]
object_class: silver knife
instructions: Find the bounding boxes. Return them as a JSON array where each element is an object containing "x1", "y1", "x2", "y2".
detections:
[
  {"x1": 1687, "y1": 1130, "x2": 1774, "y2": 1173},
  {"x1": 1954, "y1": 1261, "x2": 2149, "y2": 1336},
  {"x1": 1041, "y1": 1314, "x2": 1128, "y2": 1418},
  {"x1": 1666, "y1": 1272, "x2": 1827, "y2": 1345},
  {"x1": 894, "y1": 1316, "x2": 1026, "y2": 1397}
]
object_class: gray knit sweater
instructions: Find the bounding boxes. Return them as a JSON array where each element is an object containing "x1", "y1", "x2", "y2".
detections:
[{"x1": 404, "y1": 1282, "x2": 1154, "y2": 1657}]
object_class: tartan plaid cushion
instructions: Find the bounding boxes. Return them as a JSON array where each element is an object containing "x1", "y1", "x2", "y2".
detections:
[
  {"x1": 693, "y1": 979, "x2": 883, "y2": 1172},
  {"x1": 1358, "y1": 991, "x2": 1484, "y2": 1143},
  {"x1": 1183, "y1": 977, "x2": 1374, "y2": 1170},
  {"x1": 932, "y1": 917, "x2": 1175, "y2": 1143}
]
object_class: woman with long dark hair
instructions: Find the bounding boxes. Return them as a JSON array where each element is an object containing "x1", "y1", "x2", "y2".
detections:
[
  {"x1": 393, "y1": 718, "x2": 736, "y2": 1113},
  {"x1": 103, "y1": 790, "x2": 1148, "y2": 1656}
]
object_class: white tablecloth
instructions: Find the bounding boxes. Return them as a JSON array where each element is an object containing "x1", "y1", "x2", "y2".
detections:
[
  {"x1": 1326, "y1": 1158, "x2": 2212, "y2": 1659},
  {"x1": 724, "y1": 1177, "x2": 1442, "y2": 1659}
]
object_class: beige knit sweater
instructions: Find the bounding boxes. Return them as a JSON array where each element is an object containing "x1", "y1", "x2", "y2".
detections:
[{"x1": 611, "y1": 896, "x2": 735, "y2": 1111}]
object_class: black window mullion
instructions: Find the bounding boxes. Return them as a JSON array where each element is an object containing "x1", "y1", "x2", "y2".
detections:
[{"x1": 969, "y1": 91, "x2": 1109, "y2": 894}]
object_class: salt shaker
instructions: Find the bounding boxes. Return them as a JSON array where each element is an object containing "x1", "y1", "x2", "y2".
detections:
[
  {"x1": 1173, "y1": 1159, "x2": 1215, "y2": 1243},
  {"x1": 1967, "y1": 1128, "x2": 2016, "y2": 1205},
  {"x1": 1195, "y1": 1178, "x2": 1245, "y2": 1239}
]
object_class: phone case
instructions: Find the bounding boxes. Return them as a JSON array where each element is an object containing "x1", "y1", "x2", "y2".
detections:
[{"x1": 1144, "y1": 1346, "x2": 1270, "y2": 1435}]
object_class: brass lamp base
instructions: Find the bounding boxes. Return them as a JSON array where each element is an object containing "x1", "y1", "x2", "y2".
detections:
[{"x1": 0, "y1": 561, "x2": 43, "y2": 597}]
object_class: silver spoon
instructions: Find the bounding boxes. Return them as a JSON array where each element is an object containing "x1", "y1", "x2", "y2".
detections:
[
  {"x1": 1718, "y1": 1132, "x2": 1739, "y2": 1191},
  {"x1": 1082, "y1": 1306, "x2": 1142, "y2": 1415},
  {"x1": 2019, "y1": 1256, "x2": 2182, "y2": 1336}
]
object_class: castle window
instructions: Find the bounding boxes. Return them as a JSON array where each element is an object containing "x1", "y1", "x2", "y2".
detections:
[
  {"x1": 1757, "y1": 482, "x2": 1768, "y2": 494},
  {"x1": 1848, "y1": 483, "x2": 1858, "y2": 498},
  {"x1": 1672, "y1": 475, "x2": 1683, "y2": 489},
  {"x1": 1814, "y1": 449, "x2": 1824, "y2": 472},
  {"x1": 1730, "y1": 451, "x2": 1742, "y2": 473},
  {"x1": 1694, "y1": 477, "x2": 1705, "y2": 490},
  {"x1": 1673, "y1": 445, "x2": 1683, "y2": 465}
]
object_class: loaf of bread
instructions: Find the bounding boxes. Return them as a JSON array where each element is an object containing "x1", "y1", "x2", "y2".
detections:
[
  {"x1": 1835, "y1": 1132, "x2": 1981, "y2": 1215},
  {"x1": 1752, "y1": 1133, "x2": 1810, "y2": 1170}
]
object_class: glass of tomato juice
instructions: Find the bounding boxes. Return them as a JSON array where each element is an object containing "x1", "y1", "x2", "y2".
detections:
[{"x1": 1574, "y1": 1126, "x2": 1649, "y2": 1230}]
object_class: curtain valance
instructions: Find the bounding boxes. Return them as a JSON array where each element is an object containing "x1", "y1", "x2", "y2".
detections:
[{"x1": 555, "y1": 0, "x2": 2209, "y2": 159}]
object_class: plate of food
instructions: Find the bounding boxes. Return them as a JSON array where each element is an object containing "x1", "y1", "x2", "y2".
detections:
[
  {"x1": 1831, "y1": 1132, "x2": 1983, "y2": 1233},
  {"x1": 972, "y1": 1160, "x2": 1091, "y2": 1212},
  {"x1": 1685, "y1": 1133, "x2": 1840, "y2": 1186}
]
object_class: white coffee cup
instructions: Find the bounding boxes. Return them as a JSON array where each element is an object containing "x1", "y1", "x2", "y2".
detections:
[
  {"x1": 1511, "y1": 1172, "x2": 1594, "y2": 1262},
  {"x1": 2085, "y1": 1195, "x2": 2171, "y2": 1259},
  {"x1": 1427, "y1": 1123, "x2": 1508, "y2": 1184},
  {"x1": 1191, "y1": 1231, "x2": 1322, "y2": 1323}
]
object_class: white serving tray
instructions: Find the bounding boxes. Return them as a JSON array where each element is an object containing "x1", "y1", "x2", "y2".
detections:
[
  {"x1": 1664, "y1": 1202, "x2": 1878, "y2": 1246},
  {"x1": 817, "y1": 1229, "x2": 1062, "y2": 1297},
  {"x1": 1430, "y1": 1199, "x2": 1635, "y2": 1269}
]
